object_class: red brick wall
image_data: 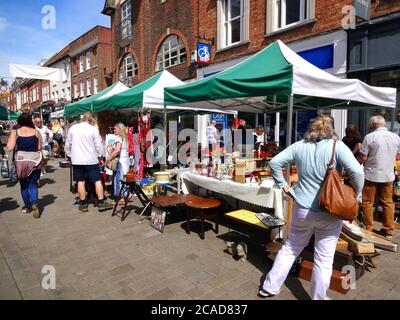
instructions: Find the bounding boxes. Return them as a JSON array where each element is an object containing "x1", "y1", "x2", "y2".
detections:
[
  {"x1": 19, "y1": 79, "x2": 49, "y2": 111},
  {"x1": 199, "y1": 0, "x2": 400, "y2": 66},
  {"x1": 69, "y1": 26, "x2": 112, "y2": 98},
  {"x1": 110, "y1": 0, "x2": 198, "y2": 84}
]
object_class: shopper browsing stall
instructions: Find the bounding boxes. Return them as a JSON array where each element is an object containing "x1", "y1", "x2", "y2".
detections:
[
  {"x1": 106, "y1": 123, "x2": 130, "y2": 202},
  {"x1": 259, "y1": 115, "x2": 364, "y2": 300},
  {"x1": 358, "y1": 115, "x2": 400, "y2": 239},
  {"x1": 64, "y1": 112, "x2": 113, "y2": 213}
]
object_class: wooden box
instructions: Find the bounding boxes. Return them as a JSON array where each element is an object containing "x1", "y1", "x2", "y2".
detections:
[
  {"x1": 298, "y1": 260, "x2": 350, "y2": 294},
  {"x1": 340, "y1": 232, "x2": 375, "y2": 254}
]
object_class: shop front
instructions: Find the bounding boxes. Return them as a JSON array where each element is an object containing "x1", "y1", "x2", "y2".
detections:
[{"x1": 347, "y1": 12, "x2": 400, "y2": 136}]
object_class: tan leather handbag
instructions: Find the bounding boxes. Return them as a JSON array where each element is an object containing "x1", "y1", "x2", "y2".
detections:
[{"x1": 319, "y1": 140, "x2": 359, "y2": 221}]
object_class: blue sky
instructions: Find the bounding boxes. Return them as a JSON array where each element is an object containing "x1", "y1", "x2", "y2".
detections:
[{"x1": 0, "y1": 0, "x2": 110, "y2": 83}]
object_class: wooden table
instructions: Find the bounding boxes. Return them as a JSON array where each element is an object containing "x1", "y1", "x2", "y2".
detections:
[
  {"x1": 185, "y1": 197, "x2": 221, "y2": 240},
  {"x1": 224, "y1": 209, "x2": 285, "y2": 249}
]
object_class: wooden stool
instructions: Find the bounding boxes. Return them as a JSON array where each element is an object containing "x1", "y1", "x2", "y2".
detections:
[{"x1": 185, "y1": 197, "x2": 221, "y2": 240}]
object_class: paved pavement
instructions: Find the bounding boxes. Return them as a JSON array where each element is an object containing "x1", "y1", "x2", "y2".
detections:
[{"x1": 0, "y1": 159, "x2": 399, "y2": 300}]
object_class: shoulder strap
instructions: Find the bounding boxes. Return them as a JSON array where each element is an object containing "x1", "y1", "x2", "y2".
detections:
[{"x1": 328, "y1": 140, "x2": 337, "y2": 168}]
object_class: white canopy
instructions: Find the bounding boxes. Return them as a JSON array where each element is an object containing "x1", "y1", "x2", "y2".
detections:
[{"x1": 10, "y1": 63, "x2": 61, "y2": 81}]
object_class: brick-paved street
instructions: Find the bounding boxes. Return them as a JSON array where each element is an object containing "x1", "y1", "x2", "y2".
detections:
[{"x1": 0, "y1": 159, "x2": 399, "y2": 300}]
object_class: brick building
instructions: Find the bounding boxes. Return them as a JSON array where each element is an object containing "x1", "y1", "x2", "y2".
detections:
[
  {"x1": 102, "y1": 0, "x2": 198, "y2": 87},
  {"x1": 19, "y1": 78, "x2": 50, "y2": 112},
  {"x1": 69, "y1": 25, "x2": 113, "y2": 102}
]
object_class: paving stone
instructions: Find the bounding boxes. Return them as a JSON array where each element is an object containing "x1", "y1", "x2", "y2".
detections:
[{"x1": 0, "y1": 160, "x2": 399, "y2": 300}]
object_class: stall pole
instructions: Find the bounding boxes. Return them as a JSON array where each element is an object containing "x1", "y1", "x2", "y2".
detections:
[
  {"x1": 163, "y1": 104, "x2": 168, "y2": 170},
  {"x1": 275, "y1": 112, "x2": 280, "y2": 145},
  {"x1": 391, "y1": 108, "x2": 395, "y2": 132},
  {"x1": 285, "y1": 94, "x2": 294, "y2": 185}
]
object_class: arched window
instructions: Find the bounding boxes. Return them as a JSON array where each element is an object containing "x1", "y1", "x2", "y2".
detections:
[
  {"x1": 119, "y1": 54, "x2": 138, "y2": 87},
  {"x1": 155, "y1": 35, "x2": 187, "y2": 72}
]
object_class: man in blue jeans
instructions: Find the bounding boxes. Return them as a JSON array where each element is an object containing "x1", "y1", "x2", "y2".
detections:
[{"x1": 65, "y1": 112, "x2": 113, "y2": 213}]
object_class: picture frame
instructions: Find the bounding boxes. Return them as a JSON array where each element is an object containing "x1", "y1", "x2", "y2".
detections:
[{"x1": 150, "y1": 206, "x2": 166, "y2": 233}]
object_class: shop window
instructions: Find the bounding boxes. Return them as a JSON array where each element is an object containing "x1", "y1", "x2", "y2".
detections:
[
  {"x1": 119, "y1": 54, "x2": 138, "y2": 87},
  {"x1": 354, "y1": 41, "x2": 362, "y2": 66},
  {"x1": 155, "y1": 35, "x2": 187, "y2": 72},
  {"x1": 121, "y1": 0, "x2": 132, "y2": 39},
  {"x1": 217, "y1": 0, "x2": 249, "y2": 49},
  {"x1": 266, "y1": 0, "x2": 314, "y2": 34}
]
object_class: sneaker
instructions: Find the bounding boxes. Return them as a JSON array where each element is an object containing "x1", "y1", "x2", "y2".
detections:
[
  {"x1": 258, "y1": 288, "x2": 275, "y2": 298},
  {"x1": 375, "y1": 229, "x2": 393, "y2": 240},
  {"x1": 78, "y1": 203, "x2": 89, "y2": 213},
  {"x1": 31, "y1": 205, "x2": 40, "y2": 219},
  {"x1": 21, "y1": 207, "x2": 31, "y2": 214},
  {"x1": 98, "y1": 200, "x2": 113, "y2": 212}
]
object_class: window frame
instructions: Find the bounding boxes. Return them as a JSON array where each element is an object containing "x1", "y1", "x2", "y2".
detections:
[
  {"x1": 79, "y1": 55, "x2": 85, "y2": 73},
  {"x1": 267, "y1": 0, "x2": 313, "y2": 34},
  {"x1": 121, "y1": 0, "x2": 132, "y2": 40},
  {"x1": 80, "y1": 80, "x2": 85, "y2": 97},
  {"x1": 86, "y1": 79, "x2": 92, "y2": 96},
  {"x1": 155, "y1": 35, "x2": 187, "y2": 72},
  {"x1": 119, "y1": 53, "x2": 138, "y2": 87},
  {"x1": 74, "y1": 83, "x2": 79, "y2": 99},
  {"x1": 86, "y1": 51, "x2": 91, "y2": 70},
  {"x1": 93, "y1": 77, "x2": 98, "y2": 94},
  {"x1": 222, "y1": 0, "x2": 245, "y2": 48}
]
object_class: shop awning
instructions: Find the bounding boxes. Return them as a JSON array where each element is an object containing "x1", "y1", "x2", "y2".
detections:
[
  {"x1": 92, "y1": 70, "x2": 237, "y2": 115},
  {"x1": 8, "y1": 110, "x2": 20, "y2": 121},
  {"x1": 64, "y1": 81, "x2": 129, "y2": 118},
  {"x1": 164, "y1": 40, "x2": 397, "y2": 112},
  {"x1": 0, "y1": 106, "x2": 9, "y2": 121}
]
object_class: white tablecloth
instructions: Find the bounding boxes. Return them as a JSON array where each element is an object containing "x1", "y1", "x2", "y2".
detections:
[{"x1": 180, "y1": 172, "x2": 284, "y2": 221}]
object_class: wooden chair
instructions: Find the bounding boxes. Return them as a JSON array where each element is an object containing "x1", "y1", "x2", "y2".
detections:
[{"x1": 185, "y1": 197, "x2": 221, "y2": 240}]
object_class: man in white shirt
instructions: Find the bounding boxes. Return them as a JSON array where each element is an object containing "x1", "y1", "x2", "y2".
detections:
[
  {"x1": 359, "y1": 115, "x2": 400, "y2": 239},
  {"x1": 65, "y1": 112, "x2": 113, "y2": 213},
  {"x1": 33, "y1": 117, "x2": 53, "y2": 151}
]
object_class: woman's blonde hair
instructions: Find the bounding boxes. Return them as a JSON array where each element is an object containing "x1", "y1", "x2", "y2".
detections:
[
  {"x1": 115, "y1": 122, "x2": 127, "y2": 142},
  {"x1": 303, "y1": 115, "x2": 335, "y2": 142}
]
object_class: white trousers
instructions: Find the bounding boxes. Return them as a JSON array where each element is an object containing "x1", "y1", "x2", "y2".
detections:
[{"x1": 262, "y1": 202, "x2": 343, "y2": 300}]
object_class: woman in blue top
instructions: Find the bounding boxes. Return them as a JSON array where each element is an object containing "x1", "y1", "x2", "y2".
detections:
[
  {"x1": 7, "y1": 113, "x2": 43, "y2": 218},
  {"x1": 259, "y1": 115, "x2": 364, "y2": 300}
]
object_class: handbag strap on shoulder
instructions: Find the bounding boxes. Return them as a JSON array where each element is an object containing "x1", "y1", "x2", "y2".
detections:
[{"x1": 328, "y1": 140, "x2": 337, "y2": 168}]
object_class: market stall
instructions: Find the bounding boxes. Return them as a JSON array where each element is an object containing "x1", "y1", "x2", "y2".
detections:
[
  {"x1": 63, "y1": 81, "x2": 129, "y2": 119},
  {"x1": 164, "y1": 39, "x2": 397, "y2": 150},
  {"x1": 163, "y1": 39, "x2": 397, "y2": 240}
]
